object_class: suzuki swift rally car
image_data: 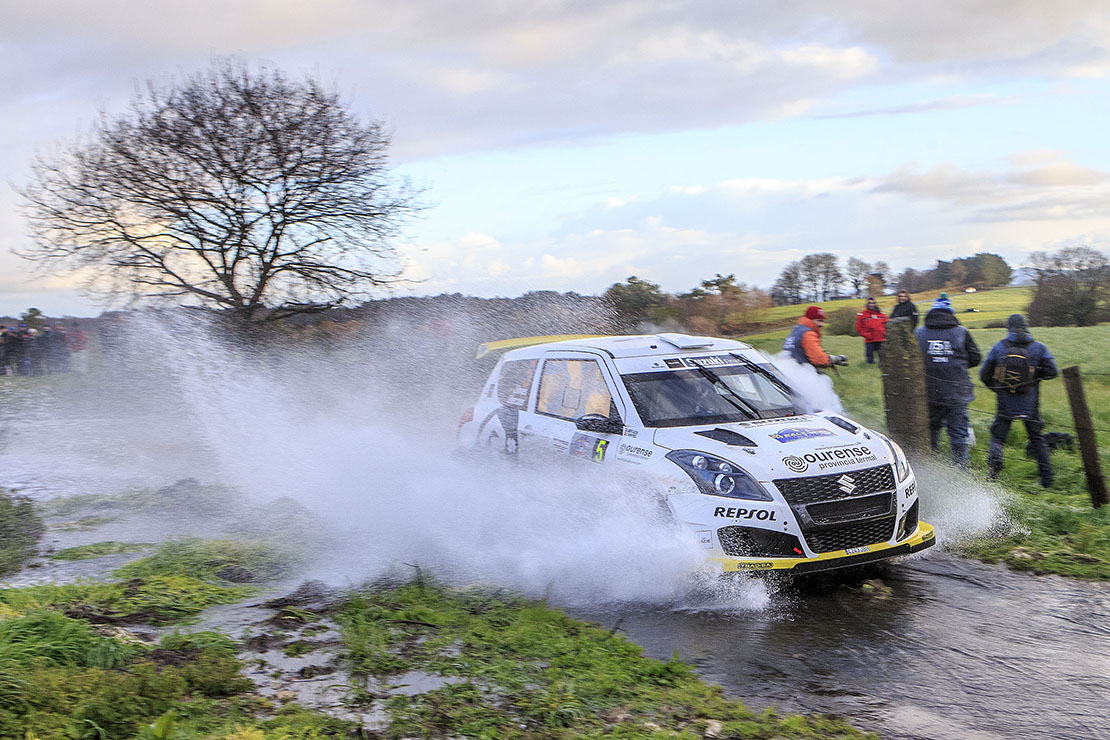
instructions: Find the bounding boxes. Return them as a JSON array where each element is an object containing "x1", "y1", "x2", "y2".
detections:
[{"x1": 459, "y1": 333, "x2": 935, "y2": 573}]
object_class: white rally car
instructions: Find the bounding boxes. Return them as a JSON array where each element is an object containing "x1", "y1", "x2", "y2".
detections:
[{"x1": 459, "y1": 333, "x2": 935, "y2": 573}]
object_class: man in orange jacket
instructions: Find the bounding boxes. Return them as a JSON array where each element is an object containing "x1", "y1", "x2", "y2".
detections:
[
  {"x1": 783, "y1": 306, "x2": 848, "y2": 368},
  {"x1": 855, "y1": 297, "x2": 888, "y2": 364}
]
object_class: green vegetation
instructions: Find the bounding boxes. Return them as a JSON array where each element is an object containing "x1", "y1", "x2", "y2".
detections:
[
  {"x1": 0, "y1": 490, "x2": 44, "y2": 577},
  {"x1": 337, "y1": 581, "x2": 875, "y2": 739},
  {"x1": 49, "y1": 541, "x2": 151, "y2": 561},
  {"x1": 1, "y1": 547, "x2": 881, "y2": 740},
  {"x1": 1, "y1": 539, "x2": 292, "y2": 624},
  {"x1": 747, "y1": 316, "x2": 1110, "y2": 579}
]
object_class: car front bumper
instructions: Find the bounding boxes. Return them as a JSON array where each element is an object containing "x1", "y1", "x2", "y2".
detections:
[{"x1": 707, "y1": 521, "x2": 936, "y2": 573}]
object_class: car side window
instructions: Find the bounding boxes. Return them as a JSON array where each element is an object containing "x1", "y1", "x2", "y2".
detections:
[
  {"x1": 537, "y1": 359, "x2": 613, "y2": 421},
  {"x1": 496, "y1": 359, "x2": 537, "y2": 410}
]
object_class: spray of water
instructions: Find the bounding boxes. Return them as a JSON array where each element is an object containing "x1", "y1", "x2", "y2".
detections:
[
  {"x1": 1, "y1": 310, "x2": 1014, "y2": 610},
  {"x1": 0, "y1": 309, "x2": 773, "y2": 610}
]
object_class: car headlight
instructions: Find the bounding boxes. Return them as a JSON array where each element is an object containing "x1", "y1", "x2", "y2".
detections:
[
  {"x1": 878, "y1": 435, "x2": 912, "y2": 482},
  {"x1": 665, "y1": 450, "x2": 772, "y2": 501}
]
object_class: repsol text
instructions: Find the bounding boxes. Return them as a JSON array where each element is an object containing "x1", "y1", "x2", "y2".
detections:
[{"x1": 713, "y1": 507, "x2": 777, "y2": 521}]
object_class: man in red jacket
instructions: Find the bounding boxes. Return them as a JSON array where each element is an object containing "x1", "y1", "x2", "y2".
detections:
[{"x1": 855, "y1": 297, "x2": 888, "y2": 364}]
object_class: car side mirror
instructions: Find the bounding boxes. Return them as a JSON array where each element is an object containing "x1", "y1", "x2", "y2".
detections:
[{"x1": 575, "y1": 413, "x2": 623, "y2": 435}]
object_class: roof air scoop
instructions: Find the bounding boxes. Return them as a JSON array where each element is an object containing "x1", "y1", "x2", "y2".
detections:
[
  {"x1": 655, "y1": 333, "x2": 714, "y2": 350},
  {"x1": 695, "y1": 428, "x2": 758, "y2": 447}
]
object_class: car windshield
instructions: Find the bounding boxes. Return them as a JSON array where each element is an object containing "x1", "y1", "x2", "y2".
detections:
[{"x1": 621, "y1": 365, "x2": 798, "y2": 427}]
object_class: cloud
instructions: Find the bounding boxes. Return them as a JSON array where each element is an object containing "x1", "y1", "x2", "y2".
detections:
[
  {"x1": 818, "y1": 93, "x2": 1009, "y2": 118},
  {"x1": 873, "y1": 152, "x2": 1110, "y2": 221}
]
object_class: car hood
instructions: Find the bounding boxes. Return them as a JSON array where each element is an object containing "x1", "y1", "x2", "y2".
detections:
[{"x1": 651, "y1": 414, "x2": 892, "y2": 481}]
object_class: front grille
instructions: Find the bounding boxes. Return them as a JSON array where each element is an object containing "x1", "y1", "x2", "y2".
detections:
[
  {"x1": 773, "y1": 464, "x2": 896, "y2": 505},
  {"x1": 802, "y1": 516, "x2": 896, "y2": 553},
  {"x1": 718, "y1": 526, "x2": 804, "y2": 557},
  {"x1": 807, "y1": 492, "x2": 893, "y2": 524}
]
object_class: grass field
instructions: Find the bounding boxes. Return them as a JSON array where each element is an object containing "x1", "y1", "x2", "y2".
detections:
[
  {"x1": 756, "y1": 286, "x2": 1034, "y2": 332},
  {"x1": 745, "y1": 312, "x2": 1110, "y2": 578}
]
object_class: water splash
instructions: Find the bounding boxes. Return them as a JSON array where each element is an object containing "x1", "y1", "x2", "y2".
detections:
[{"x1": 0, "y1": 309, "x2": 767, "y2": 610}]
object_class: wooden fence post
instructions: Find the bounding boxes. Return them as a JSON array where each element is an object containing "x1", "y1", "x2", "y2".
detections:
[
  {"x1": 879, "y1": 318, "x2": 930, "y2": 453},
  {"x1": 1062, "y1": 366, "x2": 1109, "y2": 508}
]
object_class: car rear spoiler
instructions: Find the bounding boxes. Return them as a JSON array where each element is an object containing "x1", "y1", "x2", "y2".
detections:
[{"x1": 476, "y1": 335, "x2": 606, "y2": 359}]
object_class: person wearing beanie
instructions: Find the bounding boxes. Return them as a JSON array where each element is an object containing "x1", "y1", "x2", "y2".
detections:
[
  {"x1": 783, "y1": 306, "x2": 848, "y2": 368},
  {"x1": 979, "y1": 313, "x2": 1058, "y2": 487},
  {"x1": 914, "y1": 292, "x2": 981, "y2": 469},
  {"x1": 890, "y1": 289, "x2": 919, "y2": 330},
  {"x1": 931, "y1": 292, "x2": 954, "y2": 312},
  {"x1": 855, "y1": 297, "x2": 888, "y2": 364}
]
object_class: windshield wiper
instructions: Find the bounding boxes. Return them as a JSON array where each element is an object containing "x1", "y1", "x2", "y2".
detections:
[
  {"x1": 687, "y1": 362, "x2": 760, "y2": 420},
  {"x1": 729, "y1": 352, "x2": 796, "y2": 400}
]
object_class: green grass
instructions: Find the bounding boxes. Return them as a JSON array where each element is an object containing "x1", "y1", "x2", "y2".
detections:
[
  {"x1": 337, "y1": 581, "x2": 876, "y2": 739},
  {"x1": 747, "y1": 323, "x2": 1110, "y2": 579},
  {"x1": 747, "y1": 286, "x2": 1033, "y2": 332},
  {"x1": 0, "y1": 490, "x2": 45, "y2": 577},
  {"x1": 49, "y1": 541, "x2": 151, "y2": 561},
  {"x1": 1, "y1": 539, "x2": 292, "y2": 624}
]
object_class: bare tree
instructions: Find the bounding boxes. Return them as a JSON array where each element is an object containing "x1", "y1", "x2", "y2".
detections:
[
  {"x1": 846, "y1": 257, "x2": 871, "y2": 298},
  {"x1": 873, "y1": 260, "x2": 892, "y2": 287},
  {"x1": 798, "y1": 254, "x2": 823, "y2": 301},
  {"x1": 814, "y1": 253, "x2": 843, "y2": 301},
  {"x1": 20, "y1": 59, "x2": 421, "y2": 322},
  {"x1": 772, "y1": 262, "x2": 804, "y2": 305}
]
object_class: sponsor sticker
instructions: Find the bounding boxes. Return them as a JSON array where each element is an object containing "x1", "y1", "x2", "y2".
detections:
[
  {"x1": 734, "y1": 561, "x2": 775, "y2": 570},
  {"x1": 713, "y1": 506, "x2": 777, "y2": 521},
  {"x1": 618, "y1": 443, "x2": 653, "y2": 460},
  {"x1": 736, "y1": 415, "x2": 813, "y2": 428},
  {"x1": 623, "y1": 427, "x2": 639, "y2": 438},
  {"x1": 663, "y1": 358, "x2": 685, "y2": 368},
  {"x1": 769, "y1": 427, "x2": 836, "y2": 444},
  {"x1": 845, "y1": 546, "x2": 870, "y2": 555},
  {"x1": 781, "y1": 446, "x2": 877, "y2": 472},
  {"x1": 570, "y1": 433, "x2": 609, "y2": 463},
  {"x1": 683, "y1": 355, "x2": 743, "y2": 368}
]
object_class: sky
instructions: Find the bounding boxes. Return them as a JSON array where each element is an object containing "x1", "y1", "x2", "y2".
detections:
[{"x1": 4, "y1": 0, "x2": 1110, "y2": 317}]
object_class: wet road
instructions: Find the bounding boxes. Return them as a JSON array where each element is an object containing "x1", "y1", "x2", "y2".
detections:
[{"x1": 575, "y1": 553, "x2": 1110, "y2": 740}]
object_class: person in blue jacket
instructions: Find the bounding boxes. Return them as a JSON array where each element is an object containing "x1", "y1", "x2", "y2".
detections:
[
  {"x1": 980, "y1": 314, "x2": 1058, "y2": 487},
  {"x1": 915, "y1": 293, "x2": 981, "y2": 469}
]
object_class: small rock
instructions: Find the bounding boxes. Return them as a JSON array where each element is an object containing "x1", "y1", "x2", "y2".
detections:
[
  {"x1": 704, "y1": 719, "x2": 723, "y2": 738},
  {"x1": 275, "y1": 690, "x2": 298, "y2": 704}
]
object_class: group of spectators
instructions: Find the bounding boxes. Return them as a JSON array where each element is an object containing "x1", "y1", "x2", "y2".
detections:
[
  {"x1": 787, "y1": 293, "x2": 1059, "y2": 487},
  {"x1": 0, "y1": 322, "x2": 88, "y2": 376}
]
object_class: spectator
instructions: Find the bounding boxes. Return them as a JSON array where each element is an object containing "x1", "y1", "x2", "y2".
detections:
[
  {"x1": 855, "y1": 297, "x2": 888, "y2": 364},
  {"x1": 783, "y1": 306, "x2": 848, "y2": 369},
  {"x1": 14, "y1": 324, "x2": 33, "y2": 376},
  {"x1": 980, "y1": 314, "x2": 1058, "y2": 487},
  {"x1": 42, "y1": 322, "x2": 68, "y2": 373},
  {"x1": 0, "y1": 326, "x2": 9, "y2": 375},
  {"x1": 67, "y1": 322, "x2": 89, "y2": 374},
  {"x1": 914, "y1": 293, "x2": 981, "y2": 470},
  {"x1": 890, "y1": 290, "x2": 919, "y2": 330}
]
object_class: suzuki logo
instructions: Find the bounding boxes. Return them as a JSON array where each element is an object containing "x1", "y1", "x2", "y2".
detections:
[{"x1": 837, "y1": 474, "x2": 857, "y2": 494}]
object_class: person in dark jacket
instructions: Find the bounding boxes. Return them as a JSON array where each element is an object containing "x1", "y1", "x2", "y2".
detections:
[
  {"x1": 914, "y1": 293, "x2": 981, "y2": 469},
  {"x1": 855, "y1": 297, "x2": 888, "y2": 364},
  {"x1": 979, "y1": 314, "x2": 1058, "y2": 487},
  {"x1": 890, "y1": 290, "x2": 919, "y2": 330}
]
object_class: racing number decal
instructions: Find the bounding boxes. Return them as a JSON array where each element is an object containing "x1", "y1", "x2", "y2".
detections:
[
  {"x1": 592, "y1": 439, "x2": 609, "y2": 463},
  {"x1": 570, "y1": 433, "x2": 610, "y2": 463}
]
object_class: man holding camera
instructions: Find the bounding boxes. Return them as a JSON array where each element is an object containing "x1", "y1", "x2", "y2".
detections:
[{"x1": 783, "y1": 306, "x2": 848, "y2": 369}]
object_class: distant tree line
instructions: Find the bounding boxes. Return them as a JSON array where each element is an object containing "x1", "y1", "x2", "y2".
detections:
[
  {"x1": 770, "y1": 252, "x2": 1011, "y2": 306},
  {"x1": 604, "y1": 274, "x2": 771, "y2": 335},
  {"x1": 1027, "y1": 245, "x2": 1110, "y2": 326}
]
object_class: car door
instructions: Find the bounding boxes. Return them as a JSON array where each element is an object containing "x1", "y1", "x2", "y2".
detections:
[{"x1": 519, "y1": 353, "x2": 625, "y2": 467}]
